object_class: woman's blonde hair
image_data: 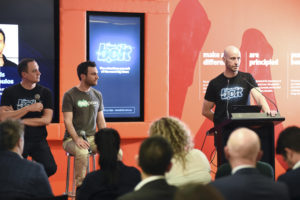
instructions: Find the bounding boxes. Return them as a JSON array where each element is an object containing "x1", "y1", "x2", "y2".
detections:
[{"x1": 148, "y1": 116, "x2": 193, "y2": 168}]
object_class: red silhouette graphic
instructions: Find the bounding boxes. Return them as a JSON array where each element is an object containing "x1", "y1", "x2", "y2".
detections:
[
  {"x1": 240, "y1": 29, "x2": 287, "y2": 169},
  {"x1": 169, "y1": 0, "x2": 210, "y2": 118}
]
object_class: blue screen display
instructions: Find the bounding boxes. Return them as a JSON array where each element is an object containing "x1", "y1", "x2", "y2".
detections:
[{"x1": 87, "y1": 12, "x2": 144, "y2": 121}]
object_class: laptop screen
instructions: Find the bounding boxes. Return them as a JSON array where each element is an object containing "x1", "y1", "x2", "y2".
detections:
[{"x1": 230, "y1": 105, "x2": 262, "y2": 113}]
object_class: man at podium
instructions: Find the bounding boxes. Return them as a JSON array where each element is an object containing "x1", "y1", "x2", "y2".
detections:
[{"x1": 202, "y1": 45, "x2": 273, "y2": 165}]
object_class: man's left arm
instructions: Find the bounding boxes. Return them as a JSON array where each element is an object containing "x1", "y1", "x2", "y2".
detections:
[
  {"x1": 250, "y1": 87, "x2": 271, "y2": 113},
  {"x1": 22, "y1": 108, "x2": 53, "y2": 126},
  {"x1": 96, "y1": 110, "x2": 106, "y2": 130}
]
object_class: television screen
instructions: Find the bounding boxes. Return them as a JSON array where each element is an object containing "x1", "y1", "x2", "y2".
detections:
[
  {"x1": 0, "y1": 0, "x2": 59, "y2": 122},
  {"x1": 87, "y1": 12, "x2": 144, "y2": 122}
]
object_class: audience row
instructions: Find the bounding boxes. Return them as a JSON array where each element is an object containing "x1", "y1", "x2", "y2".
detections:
[{"x1": 0, "y1": 117, "x2": 299, "y2": 200}]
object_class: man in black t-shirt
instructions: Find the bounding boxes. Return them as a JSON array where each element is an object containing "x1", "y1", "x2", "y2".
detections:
[
  {"x1": 0, "y1": 58, "x2": 57, "y2": 177},
  {"x1": 202, "y1": 45, "x2": 272, "y2": 165}
]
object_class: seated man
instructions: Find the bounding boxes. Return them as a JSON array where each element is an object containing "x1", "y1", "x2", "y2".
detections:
[
  {"x1": 118, "y1": 136, "x2": 177, "y2": 200},
  {"x1": 210, "y1": 127, "x2": 289, "y2": 200},
  {"x1": 0, "y1": 119, "x2": 53, "y2": 199},
  {"x1": 276, "y1": 126, "x2": 300, "y2": 200}
]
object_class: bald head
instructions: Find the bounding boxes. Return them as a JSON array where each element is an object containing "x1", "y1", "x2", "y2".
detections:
[
  {"x1": 222, "y1": 45, "x2": 241, "y2": 76},
  {"x1": 223, "y1": 45, "x2": 240, "y2": 58},
  {"x1": 225, "y1": 128, "x2": 261, "y2": 165}
]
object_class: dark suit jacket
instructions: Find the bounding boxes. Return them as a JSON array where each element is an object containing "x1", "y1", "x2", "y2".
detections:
[
  {"x1": 77, "y1": 161, "x2": 141, "y2": 200},
  {"x1": 210, "y1": 168, "x2": 290, "y2": 200},
  {"x1": 0, "y1": 151, "x2": 53, "y2": 199},
  {"x1": 117, "y1": 178, "x2": 177, "y2": 200},
  {"x1": 278, "y1": 167, "x2": 300, "y2": 200}
]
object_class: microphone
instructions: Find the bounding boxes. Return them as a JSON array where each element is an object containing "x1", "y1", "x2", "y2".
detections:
[
  {"x1": 242, "y1": 76, "x2": 279, "y2": 113},
  {"x1": 226, "y1": 79, "x2": 230, "y2": 119},
  {"x1": 79, "y1": 130, "x2": 92, "y2": 153},
  {"x1": 34, "y1": 94, "x2": 41, "y2": 103}
]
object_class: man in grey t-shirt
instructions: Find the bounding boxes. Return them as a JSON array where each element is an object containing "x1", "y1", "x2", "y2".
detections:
[{"x1": 62, "y1": 61, "x2": 106, "y2": 187}]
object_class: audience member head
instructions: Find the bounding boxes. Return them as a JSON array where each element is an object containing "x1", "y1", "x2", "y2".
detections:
[
  {"x1": 77, "y1": 61, "x2": 96, "y2": 80},
  {"x1": 276, "y1": 126, "x2": 300, "y2": 168},
  {"x1": 138, "y1": 136, "x2": 173, "y2": 177},
  {"x1": 174, "y1": 183, "x2": 224, "y2": 200},
  {"x1": 148, "y1": 116, "x2": 193, "y2": 167},
  {"x1": 17, "y1": 58, "x2": 36, "y2": 77},
  {"x1": 225, "y1": 127, "x2": 262, "y2": 168},
  {"x1": 94, "y1": 128, "x2": 120, "y2": 185},
  {"x1": 0, "y1": 119, "x2": 24, "y2": 155}
]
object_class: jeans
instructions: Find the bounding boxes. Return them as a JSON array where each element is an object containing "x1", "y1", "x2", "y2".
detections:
[{"x1": 63, "y1": 136, "x2": 97, "y2": 187}]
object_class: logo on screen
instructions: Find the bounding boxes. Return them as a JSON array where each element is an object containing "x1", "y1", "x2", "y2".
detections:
[
  {"x1": 221, "y1": 87, "x2": 243, "y2": 100},
  {"x1": 97, "y1": 43, "x2": 132, "y2": 63}
]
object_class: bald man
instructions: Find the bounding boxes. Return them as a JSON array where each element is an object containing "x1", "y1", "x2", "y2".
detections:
[
  {"x1": 210, "y1": 128, "x2": 289, "y2": 200},
  {"x1": 202, "y1": 45, "x2": 272, "y2": 164}
]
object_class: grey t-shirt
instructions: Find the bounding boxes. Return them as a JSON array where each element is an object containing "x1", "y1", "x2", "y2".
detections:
[{"x1": 62, "y1": 87, "x2": 104, "y2": 139}]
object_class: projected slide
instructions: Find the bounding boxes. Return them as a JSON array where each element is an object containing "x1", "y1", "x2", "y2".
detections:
[
  {"x1": 0, "y1": 0, "x2": 59, "y2": 122},
  {"x1": 0, "y1": 24, "x2": 20, "y2": 98}
]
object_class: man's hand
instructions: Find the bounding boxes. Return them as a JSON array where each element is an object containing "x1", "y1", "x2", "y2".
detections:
[
  {"x1": 266, "y1": 110, "x2": 278, "y2": 117},
  {"x1": 74, "y1": 137, "x2": 90, "y2": 149},
  {"x1": 27, "y1": 103, "x2": 43, "y2": 112}
]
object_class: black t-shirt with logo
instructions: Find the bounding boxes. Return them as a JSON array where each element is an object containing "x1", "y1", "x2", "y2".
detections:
[
  {"x1": 1, "y1": 83, "x2": 53, "y2": 142},
  {"x1": 204, "y1": 71, "x2": 258, "y2": 125}
]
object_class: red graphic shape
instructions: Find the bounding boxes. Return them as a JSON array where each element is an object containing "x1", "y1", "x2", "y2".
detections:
[
  {"x1": 169, "y1": 0, "x2": 210, "y2": 118},
  {"x1": 240, "y1": 28, "x2": 287, "y2": 170}
]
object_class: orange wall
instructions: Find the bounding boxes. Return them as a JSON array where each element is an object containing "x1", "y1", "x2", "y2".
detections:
[{"x1": 48, "y1": 0, "x2": 169, "y2": 195}]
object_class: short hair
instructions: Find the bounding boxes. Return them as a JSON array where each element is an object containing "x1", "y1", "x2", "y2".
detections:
[
  {"x1": 138, "y1": 136, "x2": 173, "y2": 175},
  {"x1": 77, "y1": 61, "x2": 96, "y2": 80},
  {"x1": 0, "y1": 119, "x2": 24, "y2": 151},
  {"x1": 17, "y1": 58, "x2": 35, "y2": 77},
  {"x1": 276, "y1": 126, "x2": 300, "y2": 156},
  {"x1": 174, "y1": 183, "x2": 224, "y2": 200},
  {"x1": 0, "y1": 28, "x2": 5, "y2": 43}
]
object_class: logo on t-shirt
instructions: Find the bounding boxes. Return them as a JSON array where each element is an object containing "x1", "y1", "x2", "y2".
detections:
[
  {"x1": 221, "y1": 87, "x2": 243, "y2": 100},
  {"x1": 77, "y1": 100, "x2": 89, "y2": 107},
  {"x1": 17, "y1": 99, "x2": 36, "y2": 110},
  {"x1": 77, "y1": 99, "x2": 99, "y2": 108}
]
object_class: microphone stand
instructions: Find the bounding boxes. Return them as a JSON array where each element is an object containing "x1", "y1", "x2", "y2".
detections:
[{"x1": 242, "y1": 76, "x2": 279, "y2": 114}]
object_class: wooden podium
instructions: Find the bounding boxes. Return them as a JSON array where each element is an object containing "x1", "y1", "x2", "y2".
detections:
[{"x1": 207, "y1": 113, "x2": 285, "y2": 169}]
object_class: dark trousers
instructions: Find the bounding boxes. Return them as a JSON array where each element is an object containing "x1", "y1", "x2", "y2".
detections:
[{"x1": 22, "y1": 139, "x2": 57, "y2": 177}]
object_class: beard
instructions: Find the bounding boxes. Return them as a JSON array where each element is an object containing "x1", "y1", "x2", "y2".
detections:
[{"x1": 85, "y1": 79, "x2": 97, "y2": 86}]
